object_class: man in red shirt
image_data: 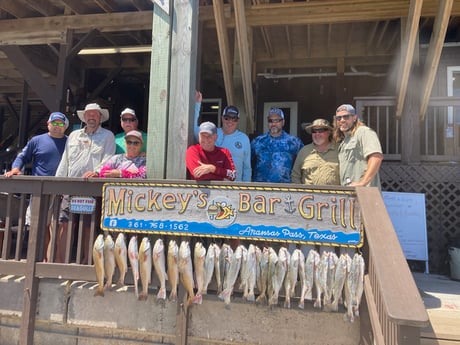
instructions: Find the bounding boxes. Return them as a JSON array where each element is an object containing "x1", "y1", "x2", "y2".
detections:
[{"x1": 186, "y1": 122, "x2": 236, "y2": 181}]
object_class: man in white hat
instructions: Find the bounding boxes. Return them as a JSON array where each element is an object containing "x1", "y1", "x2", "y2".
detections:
[
  {"x1": 51, "y1": 103, "x2": 115, "y2": 263},
  {"x1": 115, "y1": 107, "x2": 147, "y2": 154}
]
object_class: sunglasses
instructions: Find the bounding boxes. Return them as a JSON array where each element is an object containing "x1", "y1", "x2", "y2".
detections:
[
  {"x1": 50, "y1": 121, "x2": 65, "y2": 127},
  {"x1": 268, "y1": 118, "x2": 283, "y2": 123},
  {"x1": 121, "y1": 117, "x2": 137, "y2": 122},
  {"x1": 126, "y1": 140, "x2": 141, "y2": 146},
  {"x1": 311, "y1": 128, "x2": 328, "y2": 134},
  {"x1": 334, "y1": 114, "x2": 353, "y2": 121},
  {"x1": 223, "y1": 116, "x2": 238, "y2": 122}
]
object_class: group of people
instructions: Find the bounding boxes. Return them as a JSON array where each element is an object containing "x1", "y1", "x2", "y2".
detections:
[
  {"x1": 4, "y1": 97, "x2": 382, "y2": 263},
  {"x1": 4, "y1": 103, "x2": 147, "y2": 262},
  {"x1": 189, "y1": 96, "x2": 383, "y2": 190}
]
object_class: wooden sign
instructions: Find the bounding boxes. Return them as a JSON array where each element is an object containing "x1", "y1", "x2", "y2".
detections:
[{"x1": 101, "y1": 182, "x2": 363, "y2": 247}]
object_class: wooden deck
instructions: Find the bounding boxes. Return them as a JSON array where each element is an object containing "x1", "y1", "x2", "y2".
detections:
[{"x1": 414, "y1": 273, "x2": 460, "y2": 345}]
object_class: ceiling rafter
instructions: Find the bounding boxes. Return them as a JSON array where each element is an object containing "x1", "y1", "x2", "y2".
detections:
[
  {"x1": 21, "y1": 0, "x2": 61, "y2": 17},
  {"x1": 94, "y1": 0, "x2": 118, "y2": 13},
  {"x1": 0, "y1": 1, "x2": 35, "y2": 18}
]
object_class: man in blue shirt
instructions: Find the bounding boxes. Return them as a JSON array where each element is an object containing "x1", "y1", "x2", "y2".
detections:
[
  {"x1": 251, "y1": 107, "x2": 303, "y2": 183},
  {"x1": 194, "y1": 91, "x2": 251, "y2": 182},
  {"x1": 4, "y1": 112, "x2": 69, "y2": 228}
]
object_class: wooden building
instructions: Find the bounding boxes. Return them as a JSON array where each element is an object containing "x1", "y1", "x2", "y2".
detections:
[{"x1": 0, "y1": 0, "x2": 459, "y2": 273}]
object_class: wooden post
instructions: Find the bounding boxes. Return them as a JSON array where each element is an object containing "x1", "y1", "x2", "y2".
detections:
[
  {"x1": 147, "y1": 3, "x2": 172, "y2": 179},
  {"x1": 166, "y1": 0, "x2": 198, "y2": 179},
  {"x1": 19, "y1": 193, "x2": 49, "y2": 345}
]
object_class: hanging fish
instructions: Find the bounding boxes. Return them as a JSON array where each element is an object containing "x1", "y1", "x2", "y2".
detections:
[
  {"x1": 284, "y1": 248, "x2": 301, "y2": 309},
  {"x1": 167, "y1": 239, "x2": 179, "y2": 302},
  {"x1": 128, "y1": 236, "x2": 139, "y2": 299},
  {"x1": 92, "y1": 234, "x2": 105, "y2": 297},
  {"x1": 345, "y1": 253, "x2": 365, "y2": 322},
  {"x1": 138, "y1": 237, "x2": 152, "y2": 301},
  {"x1": 178, "y1": 240, "x2": 195, "y2": 306},
  {"x1": 218, "y1": 245, "x2": 243, "y2": 307},
  {"x1": 193, "y1": 241, "x2": 206, "y2": 304},
  {"x1": 114, "y1": 233, "x2": 128, "y2": 288},
  {"x1": 103, "y1": 234, "x2": 116, "y2": 290},
  {"x1": 255, "y1": 246, "x2": 270, "y2": 305},
  {"x1": 152, "y1": 238, "x2": 167, "y2": 301},
  {"x1": 269, "y1": 247, "x2": 289, "y2": 307}
]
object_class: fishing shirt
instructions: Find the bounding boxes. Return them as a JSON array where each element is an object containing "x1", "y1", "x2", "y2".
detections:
[
  {"x1": 56, "y1": 126, "x2": 115, "y2": 177},
  {"x1": 186, "y1": 144, "x2": 236, "y2": 181},
  {"x1": 291, "y1": 142, "x2": 340, "y2": 185},
  {"x1": 251, "y1": 131, "x2": 304, "y2": 183},
  {"x1": 99, "y1": 154, "x2": 146, "y2": 179},
  {"x1": 12, "y1": 133, "x2": 67, "y2": 176},
  {"x1": 338, "y1": 125, "x2": 382, "y2": 187}
]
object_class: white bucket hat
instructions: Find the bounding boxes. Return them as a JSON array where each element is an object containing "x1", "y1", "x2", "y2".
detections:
[{"x1": 77, "y1": 103, "x2": 110, "y2": 123}]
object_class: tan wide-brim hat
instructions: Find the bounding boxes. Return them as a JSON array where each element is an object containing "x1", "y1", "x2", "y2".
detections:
[
  {"x1": 77, "y1": 103, "x2": 110, "y2": 123},
  {"x1": 301, "y1": 118, "x2": 333, "y2": 134}
]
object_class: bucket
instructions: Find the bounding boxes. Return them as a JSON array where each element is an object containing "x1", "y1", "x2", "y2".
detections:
[{"x1": 449, "y1": 246, "x2": 460, "y2": 281}]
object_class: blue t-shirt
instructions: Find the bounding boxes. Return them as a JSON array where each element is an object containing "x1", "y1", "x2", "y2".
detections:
[
  {"x1": 251, "y1": 131, "x2": 304, "y2": 183},
  {"x1": 12, "y1": 133, "x2": 67, "y2": 176}
]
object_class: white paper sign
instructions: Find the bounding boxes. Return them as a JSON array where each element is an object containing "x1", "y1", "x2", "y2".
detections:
[{"x1": 382, "y1": 192, "x2": 428, "y2": 262}]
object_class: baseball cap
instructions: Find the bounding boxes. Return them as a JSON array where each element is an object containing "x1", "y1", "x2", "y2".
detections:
[
  {"x1": 267, "y1": 107, "x2": 284, "y2": 119},
  {"x1": 125, "y1": 130, "x2": 143, "y2": 143},
  {"x1": 48, "y1": 112, "x2": 69, "y2": 129},
  {"x1": 336, "y1": 104, "x2": 356, "y2": 115},
  {"x1": 121, "y1": 108, "x2": 136, "y2": 118},
  {"x1": 222, "y1": 105, "x2": 239, "y2": 118},
  {"x1": 199, "y1": 121, "x2": 217, "y2": 135}
]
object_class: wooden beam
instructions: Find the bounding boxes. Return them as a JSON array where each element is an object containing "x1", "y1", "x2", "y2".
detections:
[
  {"x1": 0, "y1": 46, "x2": 56, "y2": 111},
  {"x1": 233, "y1": 0, "x2": 255, "y2": 132},
  {"x1": 213, "y1": 0, "x2": 235, "y2": 105},
  {"x1": 0, "y1": 11, "x2": 153, "y2": 45},
  {"x1": 200, "y1": 0, "x2": 460, "y2": 27},
  {"x1": 395, "y1": 0, "x2": 423, "y2": 119},
  {"x1": 419, "y1": 0, "x2": 453, "y2": 120}
]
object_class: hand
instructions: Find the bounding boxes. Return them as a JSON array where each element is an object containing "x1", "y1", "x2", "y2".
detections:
[
  {"x1": 101, "y1": 169, "x2": 122, "y2": 178},
  {"x1": 4, "y1": 168, "x2": 21, "y2": 178},
  {"x1": 193, "y1": 160, "x2": 214, "y2": 178},
  {"x1": 82, "y1": 171, "x2": 99, "y2": 178},
  {"x1": 195, "y1": 90, "x2": 202, "y2": 103}
]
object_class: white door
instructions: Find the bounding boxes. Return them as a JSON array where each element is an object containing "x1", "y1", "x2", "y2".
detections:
[{"x1": 263, "y1": 102, "x2": 298, "y2": 136}]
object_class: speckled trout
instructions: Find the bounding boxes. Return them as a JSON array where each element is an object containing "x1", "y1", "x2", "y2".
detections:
[
  {"x1": 152, "y1": 238, "x2": 167, "y2": 301},
  {"x1": 138, "y1": 237, "x2": 152, "y2": 301},
  {"x1": 128, "y1": 236, "x2": 139, "y2": 299}
]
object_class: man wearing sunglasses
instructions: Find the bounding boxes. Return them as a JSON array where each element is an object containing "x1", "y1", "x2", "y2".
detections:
[
  {"x1": 194, "y1": 91, "x2": 251, "y2": 182},
  {"x1": 251, "y1": 107, "x2": 303, "y2": 183},
  {"x1": 115, "y1": 107, "x2": 147, "y2": 154},
  {"x1": 5, "y1": 112, "x2": 69, "y2": 178},
  {"x1": 4, "y1": 112, "x2": 69, "y2": 233},
  {"x1": 291, "y1": 118, "x2": 339, "y2": 185},
  {"x1": 332, "y1": 104, "x2": 383, "y2": 188}
]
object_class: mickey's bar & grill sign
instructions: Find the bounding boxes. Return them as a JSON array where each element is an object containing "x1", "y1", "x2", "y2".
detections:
[{"x1": 101, "y1": 182, "x2": 363, "y2": 248}]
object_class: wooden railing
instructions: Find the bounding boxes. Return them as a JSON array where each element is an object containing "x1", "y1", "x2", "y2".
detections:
[
  {"x1": 355, "y1": 96, "x2": 460, "y2": 162},
  {"x1": 0, "y1": 177, "x2": 429, "y2": 345}
]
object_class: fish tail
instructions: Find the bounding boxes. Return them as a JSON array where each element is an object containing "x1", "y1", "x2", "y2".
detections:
[{"x1": 156, "y1": 288, "x2": 166, "y2": 301}]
